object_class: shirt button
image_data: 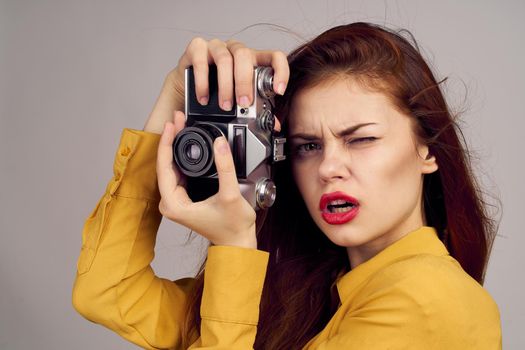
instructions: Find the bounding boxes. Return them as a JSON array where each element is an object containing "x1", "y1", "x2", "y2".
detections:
[{"x1": 120, "y1": 147, "x2": 131, "y2": 157}]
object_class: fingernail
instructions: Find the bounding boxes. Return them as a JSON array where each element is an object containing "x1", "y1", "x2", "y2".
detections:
[
  {"x1": 222, "y1": 100, "x2": 232, "y2": 111},
  {"x1": 277, "y1": 82, "x2": 286, "y2": 95},
  {"x1": 239, "y1": 95, "x2": 250, "y2": 107},
  {"x1": 199, "y1": 96, "x2": 209, "y2": 105},
  {"x1": 216, "y1": 137, "x2": 230, "y2": 155}
]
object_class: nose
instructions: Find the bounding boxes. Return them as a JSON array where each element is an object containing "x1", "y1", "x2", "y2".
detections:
[{"x1": 318, "y1": 148, "x2": 350, "y2": 183}]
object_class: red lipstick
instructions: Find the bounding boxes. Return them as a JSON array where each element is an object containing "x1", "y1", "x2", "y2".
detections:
[{"x1": 319, "y1": 191, "x2": 360, "y2": 225}]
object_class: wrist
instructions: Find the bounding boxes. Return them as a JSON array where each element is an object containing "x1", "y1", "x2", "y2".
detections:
[
  {"x1": 233, "y1": 235, "x2": 258, "y2": 249},
  {"x1": 217, "y1": 238, "x2": 257, "y2": 250},
  {"x1": 143, "y1": 117, "x2": 165, "y2": 134},
  {"x1": 212, "y1": 227, "x2": 258, "y2": 249}
]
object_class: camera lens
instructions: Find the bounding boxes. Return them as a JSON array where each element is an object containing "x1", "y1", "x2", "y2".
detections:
[
  {"x1": 173, "y1": 124, "x2": 224, "y2": 177},
  {"x1": 183, "y1": 141, "x2": 203, "y2": 163}
]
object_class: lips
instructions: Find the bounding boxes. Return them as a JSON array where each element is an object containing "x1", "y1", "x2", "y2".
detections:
[{"x1": 319, "y1": 191, "x2": 360, "y2": 225}]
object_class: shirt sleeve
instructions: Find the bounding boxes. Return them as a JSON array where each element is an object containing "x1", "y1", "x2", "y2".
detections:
[
  {"x1": 72, "y1": 128, "x2": 271, "y2": 350},
  {"x1": 72, "y1": 128, "x2": 194, "y2": 350},
  {"x1": 189, "y1": 246, "x2": 269, "y2": 350}
]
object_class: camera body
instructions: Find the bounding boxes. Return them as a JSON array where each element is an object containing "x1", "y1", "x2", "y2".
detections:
[{"x1": 172, "y1": 65, "x2": 286, "y2": 209}]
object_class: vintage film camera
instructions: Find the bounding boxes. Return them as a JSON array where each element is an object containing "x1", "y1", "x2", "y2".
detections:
[{"x1": 172, "y1": 65, "x2": 286, "y2": 210}]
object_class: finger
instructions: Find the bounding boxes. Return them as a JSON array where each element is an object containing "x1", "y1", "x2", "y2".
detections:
[
  {"x1": 157, "y1": 111, "x2": 189, "y2": 191},
  {"x1": 172, "y1": 111, "x2": 189, "y2": 187},
  {"x1": 254, "y1": 50, "x2": 290, "y2": 96},
  {"x1": 209, "y1": 39, "x2": 234, "y2": 111},
  {"x1": 226, "y1": 40, "x2": 255, "y2": 107},
  {"x1": 213, "y1": 136, "x2": 240, "y2": 202},
  {"x1": 184, "y1": 37, "x2": 212, "y2": 105},
  {"x1": 157, "y1": 121, "x2": 179, "y2": 196},
  {"x1": 172, "y1": 111, "x2": 191, "y2": 190},
  {"x1": 158, "y1": 114, "x2": 193, "y2": 211},
  {"x1": 274, "y1": 117, "x2": 281, "y2": 132},
  {"x1": 173, "y1": 110, "x2": 186, "y2": 134}
]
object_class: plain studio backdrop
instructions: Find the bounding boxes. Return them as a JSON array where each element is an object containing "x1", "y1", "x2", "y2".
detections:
[{"x1": 1, "y1": 0, "x2": 524, "y2": 349}]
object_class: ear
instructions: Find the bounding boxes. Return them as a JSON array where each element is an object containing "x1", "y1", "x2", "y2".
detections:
[{"x1": 418, "y1": 144, "x2": 439, "y2": 174}]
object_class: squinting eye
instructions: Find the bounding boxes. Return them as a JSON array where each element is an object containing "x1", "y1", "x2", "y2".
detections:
[{"x1": 348, "y1": 137, "x2": 377, "y2": 144}]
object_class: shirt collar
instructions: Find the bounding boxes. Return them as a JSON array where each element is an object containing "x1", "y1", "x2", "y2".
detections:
[{"x1": 336, "y1": 226, "x2": 449, "y2": 303}]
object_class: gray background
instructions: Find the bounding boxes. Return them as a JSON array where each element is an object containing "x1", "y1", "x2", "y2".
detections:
[{"x1": 1, "y1": 0, "x2": 524, "y2": 349}]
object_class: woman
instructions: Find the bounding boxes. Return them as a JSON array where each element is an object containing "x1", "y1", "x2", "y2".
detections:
[{"x1": 73, "y1": 22, "x2": 501, "y2": 349}]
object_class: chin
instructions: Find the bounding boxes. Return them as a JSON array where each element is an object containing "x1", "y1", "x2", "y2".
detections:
[
  {"x1": 316, "y1": 219, "x2": 372, "y2": 248},
  {"x1": 328, "y1": 232, "x2": 372, "y2": 248}
]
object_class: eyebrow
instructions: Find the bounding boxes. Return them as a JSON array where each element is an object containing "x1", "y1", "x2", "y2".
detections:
[{"x1": 288, "y1": 122, "x2": 377, "y2": 140}]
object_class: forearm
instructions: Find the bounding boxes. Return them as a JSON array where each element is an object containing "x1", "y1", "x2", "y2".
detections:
[
  {"x1": 72, "y1": 193, "x2": 163, "y2": 343},
  {"x1": 143, "y1": 71, "x2": 185, "y2": 134},
  {"x1": 190, "y1": 246, "x2": 269, "y2": 350},
  {"x1": 72, "y1": 129, "x2": 190, "y2": 349}
]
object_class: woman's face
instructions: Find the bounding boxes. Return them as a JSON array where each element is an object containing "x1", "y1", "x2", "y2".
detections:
[{"x1": 288, "y1": 77, "x2": 438, "y2": 268}]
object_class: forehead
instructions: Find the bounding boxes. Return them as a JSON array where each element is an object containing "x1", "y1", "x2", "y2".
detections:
[{"x1": 288, "y1": 77, "x2": 404, "y2": 132}]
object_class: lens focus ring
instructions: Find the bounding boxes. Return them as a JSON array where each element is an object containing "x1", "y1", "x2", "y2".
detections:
[{"x1": 173, "y1": 125, "x2": 223, "y2": 177}]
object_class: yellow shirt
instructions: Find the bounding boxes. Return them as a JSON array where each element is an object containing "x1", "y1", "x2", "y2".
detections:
[{"x1": 72, "y1": 128, "x2": 502, "y2": 349}]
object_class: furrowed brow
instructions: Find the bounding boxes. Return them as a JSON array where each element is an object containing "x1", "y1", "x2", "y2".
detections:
[
  {"x1": 334, "y1": 123, "x2": 377, "y2": 137},
  {"x1": 288, "y1": 132, "x2": 319, "y2": 141},
  {"x1": 289, "y1": 122, "x2": 377, "y2": 140}
]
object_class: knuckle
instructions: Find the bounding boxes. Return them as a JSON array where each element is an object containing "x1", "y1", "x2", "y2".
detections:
[
  {"x1": 188, "y1": 37, "x2": 207, "y2": 49},
  {"x1": 194, "y1": 80, "x2": 208, "y2": 94},
  {"x1": 192, "y1": 57, "x2": 209, "y2": 68},
  {"x1": 219, "y1": 191, "x2": 240, "y2": 205},
  {"x1": 158, "y1": 201, "x2": 168, "y2": 216},
  {"x1": 235, "y1": 80, "x2": 252, "y2": 90},
  {"x1": 215, "y1": 51, "x2": 233, "y2": 65},
  {"x1": 159, "y1": 200, "x2": 176, "y2": 219},
  {"x1": 233, "y1": 47, "x2": 252, "y2": 59},
  {"x1": 226, "y1": 39, "x2": 242, "y2": 49},
  {"x1": 209, "y1": 38, "x2": 225, "y2": 46},
  {"x1": 272, "y1": 50, "x2": 287, "y2": 62},
  {"x1": 166, "y1": 66, "x2": 178, "y2": 79},
  {"x1": 219, "y1": 165, "x2": 236, "y2": 176}
]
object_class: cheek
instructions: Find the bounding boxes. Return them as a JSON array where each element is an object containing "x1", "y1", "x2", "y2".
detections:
[
  {"x1": 362, "y1": 144, "x2": 422, "y2": 207},
  {"x1": 292, "y1": 161, "x2": 318, "y2": 207},
  {"x1": 292, "y1": 161, "x2": 307, "y2": 193}
]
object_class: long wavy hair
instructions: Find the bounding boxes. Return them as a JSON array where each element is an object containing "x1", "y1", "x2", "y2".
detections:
[{"x1": 181, "y1": 22, "x2": 498, "y2": 350}]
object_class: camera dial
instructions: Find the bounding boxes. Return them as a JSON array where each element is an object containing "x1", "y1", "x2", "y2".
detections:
[
  {"x1": 257, "y1": 109, "x2": 275, "y2": 132},
  {"x1": 256, "y1": 178, "x2": 277, "y2": 209},
  {"x1": 257, "y1": 67, "x2": 275, "y2": 99}
]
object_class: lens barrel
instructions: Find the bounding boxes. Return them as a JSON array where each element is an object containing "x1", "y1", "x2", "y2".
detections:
[{"x1": 173, "y1": 124, "x2": 224, "y2": 177}]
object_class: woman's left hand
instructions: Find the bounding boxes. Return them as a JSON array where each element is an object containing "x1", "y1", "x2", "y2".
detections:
[{"x1": 156, "y1": 110, "x2": 257, "y2": 249}]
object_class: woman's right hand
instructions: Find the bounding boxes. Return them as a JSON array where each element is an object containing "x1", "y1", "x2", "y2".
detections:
[{"x1": 143, "y1": 37, "x2": 290, "y2": 134}]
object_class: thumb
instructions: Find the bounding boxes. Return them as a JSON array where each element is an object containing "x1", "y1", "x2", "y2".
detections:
[{"x1": 213, "y1": 136, "x2": 240, "y2": 202}]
